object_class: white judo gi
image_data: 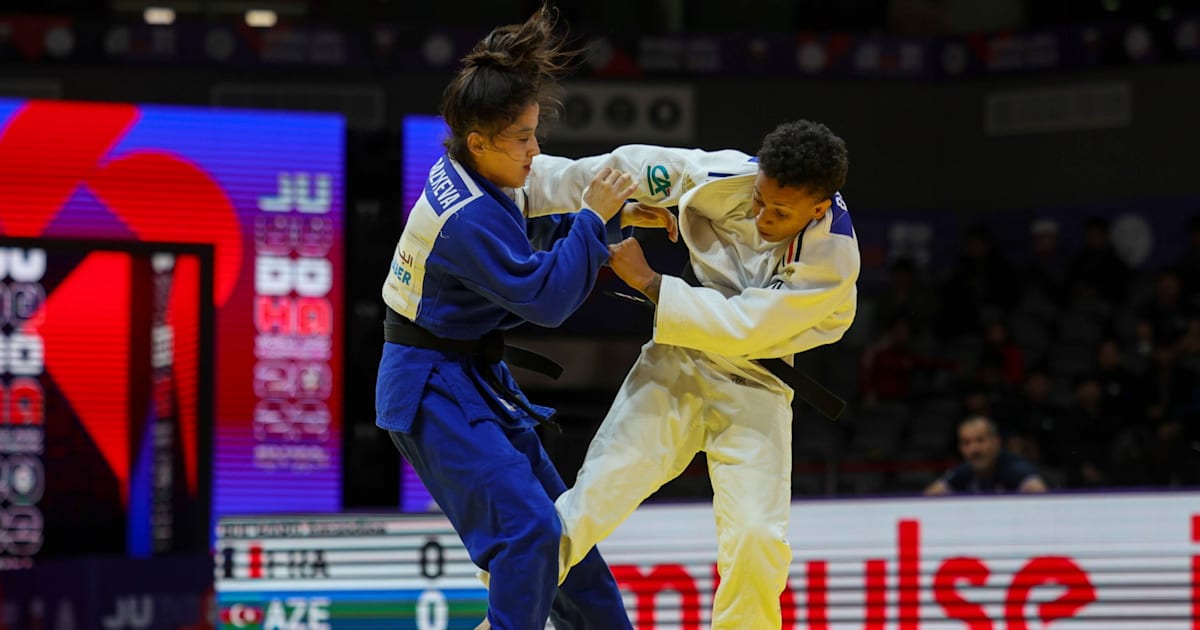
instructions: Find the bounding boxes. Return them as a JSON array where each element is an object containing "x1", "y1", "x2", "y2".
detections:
[{"x1": 525, "y1": 145, "x2": 861, "y2": 628}]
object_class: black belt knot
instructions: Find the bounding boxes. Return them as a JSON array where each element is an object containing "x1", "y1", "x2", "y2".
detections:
[{"x1": 382, "y1": 308, "x2": 563, "y2": 431}]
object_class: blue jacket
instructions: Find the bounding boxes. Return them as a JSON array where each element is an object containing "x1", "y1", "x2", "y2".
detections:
[{"x1": 377, "y1": 154, "x2": 624, "y2": 432}]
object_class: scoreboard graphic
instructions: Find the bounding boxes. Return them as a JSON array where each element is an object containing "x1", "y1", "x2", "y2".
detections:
[
  {"x1": 215, "y1": 515, "x2": 487, "y2": 629},
  {"x1": 216, "y1": 494, "x2": 1200, "y2": 629}
]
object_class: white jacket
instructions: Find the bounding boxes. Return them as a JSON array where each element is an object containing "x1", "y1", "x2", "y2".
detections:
[{"x1": 525, "y1": 145, "x2": 860, "y2": 365}]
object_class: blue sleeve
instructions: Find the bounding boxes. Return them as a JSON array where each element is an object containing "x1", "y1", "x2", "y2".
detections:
[
  {"x1": 437, "y1": 205, "x2": 612, "y2": 327},
  {"x1": 526, "y1": 212, "x2": 631, "y2": 252}
]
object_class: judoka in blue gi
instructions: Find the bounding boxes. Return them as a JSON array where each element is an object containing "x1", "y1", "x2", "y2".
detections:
[{"x1": 374, "y1": 5, "x2": 674, "y2": 629}]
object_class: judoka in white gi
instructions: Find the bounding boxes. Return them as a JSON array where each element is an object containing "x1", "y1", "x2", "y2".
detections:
[{"x1": 524, "y1": 119, "x2": 860, "y2": 628}]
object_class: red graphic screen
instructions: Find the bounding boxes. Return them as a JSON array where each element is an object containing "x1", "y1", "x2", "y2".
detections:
[{"x1": 0, "y1": 238, "x2": 212, "y2": 567}]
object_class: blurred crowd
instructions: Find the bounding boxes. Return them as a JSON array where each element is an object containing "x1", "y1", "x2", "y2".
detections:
[{"x1": 855, "y1": 213, "x2": 1200, "y2": 491}]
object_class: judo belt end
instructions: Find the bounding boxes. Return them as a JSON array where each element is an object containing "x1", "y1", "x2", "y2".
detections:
[
  {"x1": 503, "y1": 345, "x2": 564, "y2": 380},
  {"x1": 760, "y1": 357, "x2": 846, "y2": 422}
]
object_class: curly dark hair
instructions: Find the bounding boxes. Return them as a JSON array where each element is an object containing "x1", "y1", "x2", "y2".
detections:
[
  {"x1": 440, "y1": 3, "x2": 578, "y2": 166},
  {"x1": 756, "y1": 120, "x2": 848, "y2": 200}
]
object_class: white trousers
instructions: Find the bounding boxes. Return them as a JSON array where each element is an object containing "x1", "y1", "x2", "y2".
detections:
[{"x1": 556, "y1": 342, "x2": 793, "y2": 629}]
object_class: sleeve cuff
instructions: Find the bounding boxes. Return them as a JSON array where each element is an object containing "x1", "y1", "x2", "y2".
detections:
[
  {"x1": 575, "y1": 211, "x2": 615, "y2": 263},
  {"x1": 575, "y1": 208, "x2": 605, "y2": 234},
  {"x1": 651, "y1": 274, "x2": 689, "y2": 346}
]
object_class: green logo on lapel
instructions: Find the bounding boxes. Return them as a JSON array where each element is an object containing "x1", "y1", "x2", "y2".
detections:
[{"x1": 646, "y1": 164, "x2": 671, "y2": 198}]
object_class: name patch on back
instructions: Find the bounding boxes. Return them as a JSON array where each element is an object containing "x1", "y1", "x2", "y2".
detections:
[{"x1": 424, "y1": 156, "x2": 480, "y2": 216}]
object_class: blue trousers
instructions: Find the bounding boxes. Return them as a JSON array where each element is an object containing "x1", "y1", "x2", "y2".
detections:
[{"x1": 386, "y1": 369, "x2": 632, "y2": 630}]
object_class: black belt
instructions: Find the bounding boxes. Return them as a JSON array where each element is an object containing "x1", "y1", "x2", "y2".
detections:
[
  {"x1": 758, "y1": 357, "x2": 846, "y2": 421},
  {"x1": 383, "y1": 309, "x2": 563, "y2": 379},
  {"x1": 615, "y1": 263, "x2": 846, "y2": 421},
  {"x1": 383, "y1": 309, "x2": 564, "y2": 430}
]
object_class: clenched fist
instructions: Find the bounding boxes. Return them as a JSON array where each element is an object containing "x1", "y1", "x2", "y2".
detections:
[
  {"x1": 583, "y1": 168, "x2": 639, "y2": 222},
  {"x1": 608, "y1": 237, "x2": 661, "y2": 303}
]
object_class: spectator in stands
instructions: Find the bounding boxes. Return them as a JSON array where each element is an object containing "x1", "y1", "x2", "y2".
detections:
[
  {"x1": 875, "y1": 257, "x2": 939, "y2": 335},
  {"x1": 1179, "y1": 318, "x2": 1200, "y2": 371},
  {"x1": 1137, "y1": 338, "x2": 1195, "y2": 456},
  {"x1": 1138, "y1": 269, "x2": 1193, "y2": 350},
  {"x1": 860, "y1": 315, "x2": 956, "y2": 405},
  {"x1": 1060, "y1": 375, "x2": 1124, "y2": 487},
  {"x1": 925, "y1": 416, "x2": 1049, "y2": 495},
  {"x1": 1022, "y1": 217, "x2": 1069, "y2": 304},
  {"x1": 960, "y1": 386, "x2": 994, "y2": 420},
  {"x1": 939, "y1": 224, "x2": 1016, "y2": 335},
  {"x1": 1097, "y1": 338, "x2": 1160, "y2": 486},
  {"x1": 1149, "y1": 419, "x2": 1200, "y2": 486},
  {"x1": 1137, "y1": 325, "x2": 1200, "y2": 486},
  {"x1": 1066, "y1": 216, "x2": 1131, "y2": 306},
  {"x1": 1137, "y1": 341, "x2": 1199, "y2": 437},
  {"x1": 979, "y1": 319, "x2": 1025, "y2": 387},
  {"x1": 1099, "y1": 336, "x2": 1180, "y2": 486},
  {"x1": 1093, "y1": 338, "x2": 1140, "y2": 420},
  {"x1": 1005, "y1": 366, "x2": 1067, "y2": 471}
]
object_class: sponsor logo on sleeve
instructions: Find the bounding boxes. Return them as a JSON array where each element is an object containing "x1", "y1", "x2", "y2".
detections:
[{"x1": 646, "y1": 164, "x2": 672, "y2": 198}]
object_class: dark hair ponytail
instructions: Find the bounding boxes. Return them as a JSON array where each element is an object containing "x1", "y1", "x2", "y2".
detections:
[{"x1": 441, "y1": 3, "x2": 577, "y2": 165}]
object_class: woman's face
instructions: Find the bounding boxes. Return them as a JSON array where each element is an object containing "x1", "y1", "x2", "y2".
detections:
[
  {"x1": 468, "y1": 102, "x2": 541, "y2": 189},
  {"x1": 750, "y1": 172, "x2": 831, "y2": 243}
]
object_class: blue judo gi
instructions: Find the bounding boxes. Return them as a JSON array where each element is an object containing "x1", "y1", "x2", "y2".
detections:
[{"x1": 375, "y1": 154, "x2": 632, "y2": 630}]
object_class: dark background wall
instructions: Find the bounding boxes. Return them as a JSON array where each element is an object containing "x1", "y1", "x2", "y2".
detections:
[{"x1": 4, "y1": 62, "x2": 1198, "y2": 212}]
